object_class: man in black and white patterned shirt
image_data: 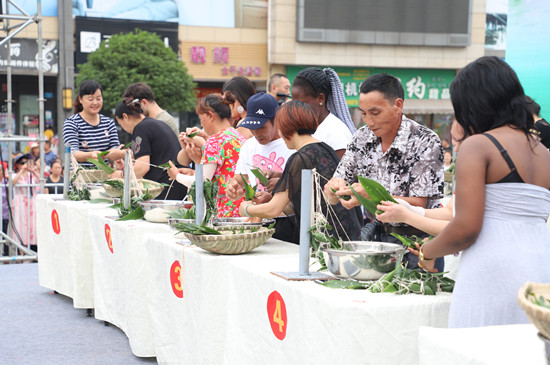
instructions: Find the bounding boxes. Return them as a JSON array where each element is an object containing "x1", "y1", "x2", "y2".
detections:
[{"x1": 325, "y1": 73, "x2": 444, "y2": 270}]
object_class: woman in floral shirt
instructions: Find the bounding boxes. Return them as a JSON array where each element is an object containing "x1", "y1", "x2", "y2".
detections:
[{"x1": 168, "y1": 94, "x2": 246, "y2": 217}]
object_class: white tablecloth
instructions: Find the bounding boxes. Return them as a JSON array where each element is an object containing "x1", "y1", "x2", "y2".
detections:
[
  {"x1": 37, "y1": 195, "x2": 115, "y2": 308},
  {"x1": 419, "y1": 324, "x2": 547, "y2": 365},
  {"x1": 88, "y1": 210, "x2": 173, "y2": 357},
  {"x1": 37, "y1": 195, "x2": 454, "y2": 363}
]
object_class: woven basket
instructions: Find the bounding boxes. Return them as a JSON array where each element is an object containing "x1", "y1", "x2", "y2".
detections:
[
  {"x1": 102, "y1": 178, "x2": 164, "y2": 199},
  {"x1": 184, "y1": 227, "x2": 275, "y2": 255},
  {"x1": 518, "y1": 281, "x2": 550, "y2": 339},
  {"x1": 71, "y1": 169, "x2": 109, "y2": 184}
]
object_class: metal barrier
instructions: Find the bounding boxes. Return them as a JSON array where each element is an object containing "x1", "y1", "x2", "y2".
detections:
[{"x1": 0, "y1": 181, "x2": 64, "y2": 263}]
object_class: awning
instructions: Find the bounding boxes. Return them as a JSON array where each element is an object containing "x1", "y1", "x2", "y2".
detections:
[{"x1": 402, "y1": 99, "x2": 454, "y2": 114}]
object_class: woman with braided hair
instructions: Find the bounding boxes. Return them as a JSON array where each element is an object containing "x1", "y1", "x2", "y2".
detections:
[{"x1": 291, "y1": 67, "x2": 356, "y2": 159}]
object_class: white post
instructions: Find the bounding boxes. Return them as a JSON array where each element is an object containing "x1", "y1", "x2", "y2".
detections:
[
  {"x1": 195, "y1": 164, "x2": 204, "y2": 225},
  {"x1": 298, "y1": 169, "x2": 313, "y2": 275}
]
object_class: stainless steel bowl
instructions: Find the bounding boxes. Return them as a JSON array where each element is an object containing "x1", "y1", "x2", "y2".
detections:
[
  {"x1": 139, "y1": 200, "x2": 194, "y2": 223},
  {"x1": 212, "y1": 217, "x2": 275, "y2": 227},
  {"x1": 321, "y1": 241, "x2": 405, "y2": 281}
]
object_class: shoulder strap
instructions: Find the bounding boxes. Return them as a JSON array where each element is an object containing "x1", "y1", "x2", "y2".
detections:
[{"x1": 482, "y1": 133, "x2": 518, "y2": 173}]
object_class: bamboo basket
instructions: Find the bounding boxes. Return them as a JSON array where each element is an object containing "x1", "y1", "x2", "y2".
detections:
[
  {"x1": 518, "y1": 281, "x2": 550, "y2": 339},
  {"x1": 184, "y1": 227, "x2": 275, "y2": 255},
  {"x1": 102, "y1": 178, "x2": 164, "y2": 199},
  {"x1": 71, "y1": 169, "x2": 109, "y2": 184}
]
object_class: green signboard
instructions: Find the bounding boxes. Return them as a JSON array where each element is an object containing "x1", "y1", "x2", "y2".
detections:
[{"x1": 286, "y1": 66, "x2": 456, "y2": 107}]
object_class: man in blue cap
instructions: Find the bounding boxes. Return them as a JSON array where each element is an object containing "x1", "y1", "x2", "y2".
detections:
[{"x1": 226, "y1": 92, "x2": 294, "y2": 203}]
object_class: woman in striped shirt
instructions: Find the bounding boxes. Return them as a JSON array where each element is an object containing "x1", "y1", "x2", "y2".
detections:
[{"x1": 63, "y1": 80, "x2": 125, "y2": 166}]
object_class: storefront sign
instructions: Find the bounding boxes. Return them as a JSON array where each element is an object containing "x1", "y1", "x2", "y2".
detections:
[
  {"x1": 75, "y1": 16, "x2": 178, "y2": 70},
  {"x1": 189, "y1": 44, "x2": 262, "y2": 78},
  {"x1": 0, "y1": 39, "x2": 59, "y2": 74},
  {"x1": 181, "y1": 41, "x2": 267, "y2": 81},
  {"x1": 286, "y1": 66, "x2": 456, "y2": 107}
]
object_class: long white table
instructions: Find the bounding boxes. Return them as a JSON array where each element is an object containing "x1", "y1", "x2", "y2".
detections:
[
  {"x1": 36, "y1": 195, "x2": 115, "y2": 309},
  {"x1": 37, "y1": 195, "x2": 453, "y2": 364},
  {"x1": 419, "y1": 324, "x2": 548, "y2": 365}
]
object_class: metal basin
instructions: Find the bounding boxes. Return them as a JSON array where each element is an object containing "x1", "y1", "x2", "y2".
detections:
[
  {"x1": 139, "y1": 200, "x2": 193, "y2": 223},
  {"x1": 321, "y1": 241, "x2": 405, "y2": 281}
]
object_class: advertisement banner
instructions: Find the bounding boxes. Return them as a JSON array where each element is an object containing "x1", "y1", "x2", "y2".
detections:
[
  {"x1": 0, "y1": 39, "x2": 59, "y2": 74},
  {"x1": 286, "y1": 66, "x2": 456, "y2": 107},
  {"x1": 74, "y1": 17, "x2": 178, "y2": 69}
]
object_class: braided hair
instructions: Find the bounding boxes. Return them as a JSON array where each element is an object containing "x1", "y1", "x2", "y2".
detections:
[{"x1": 293, "y1": 67, "x2": 356, "y2": 133}]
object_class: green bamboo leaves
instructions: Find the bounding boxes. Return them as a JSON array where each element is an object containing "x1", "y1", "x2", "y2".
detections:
[
  {"x1": 172, "y1": 222, "x2": 222, "y2": 235},
  {"x1": 86, "y1": 156, "x2": 115, "y2": 174},
  {"x1": 250, "y1": 168, "x2": 269, "y2": 186},
  {"x1": 241, "y1": 173, "x2": 257, "y2": 200},
  {"x1": 351, "y1": 176, "x2": 398, "y2": 215}
]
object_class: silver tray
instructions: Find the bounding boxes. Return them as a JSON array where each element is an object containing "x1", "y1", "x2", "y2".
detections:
[
  {"x1": 321, "y1": 241, "x2": 405, "y2": 281},
  {"x1": 212, "y1": 217, "x2": 276, "y2": 227}
]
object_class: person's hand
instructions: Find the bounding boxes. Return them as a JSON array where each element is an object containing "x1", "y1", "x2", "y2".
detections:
[
  {"x1": 239, "y1": 200, "x2": 254, "y2": 217},
  {"x1": 181, "y1": 128, "x2": 207, "y2": 148},
  {"x1": 104, "y1": 148, "x2": 125, "y2": 161},
  {"x1": 167, "y1": 161, "x2": 180, "y2": 180},
  {"x1": 324, "y1": 177, "x2": 345, "y2": 205},
  {"x1": 376, "y1": 201, "x2": 410, "y2": 223},
  {"x1": 393, "y1": 198, "x2": 425, "y2": 216},
  {"x1": 226, "y1": 178, "x2": 244, "y2": 201},
  {"x1": 186, "y1": 127, "x2": 208, "y2": 140},
  {"x1": 407, "y1": 242, "x2": 438, "y2": 273},
  {"x1": 89, "y1": 151, "x2": 99, "y2": 160},
  {"x1": 265, "y1": 170, "x2": 282, "y2": 193},
  {"x1": 253, "y1": 191, "x2": 272, "y2": 204},
  {"x1": 108, "y1": 170, "x2": 123, "y2": 179},
  {"x1": 185, "y1": 143, "x2": 202, "y2": 164},
  {"x1": 114, "y1": 159, "x2": 124, "y2": 171}
]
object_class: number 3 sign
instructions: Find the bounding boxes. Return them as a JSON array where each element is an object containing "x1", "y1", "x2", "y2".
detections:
[{"x1": 267, "y1": 291, "x2": 287, "y2": 340}]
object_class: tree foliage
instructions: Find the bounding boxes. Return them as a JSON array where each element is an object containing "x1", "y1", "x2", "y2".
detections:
[{"x1": 76, "y1": 29, "x2": 196, "y2": 113}]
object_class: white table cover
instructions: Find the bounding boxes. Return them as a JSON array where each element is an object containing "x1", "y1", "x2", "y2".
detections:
[
  {"x1": 37, "y1": 195, "x2": 115, "y2": 308},
  {"x1": 419, "y1": 324, "x2": 547, "y2": 365},
  {"x1": 88, "y1": 210, "x2": 173, "y2": 357}
]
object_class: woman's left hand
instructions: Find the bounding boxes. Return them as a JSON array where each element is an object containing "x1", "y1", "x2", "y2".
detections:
[
  {"x1": 185, "y1": 143, "x2": 202, "y2": 164},
  {"x1": 408, "y1": 242, "x2": 438, "y2": 273}
]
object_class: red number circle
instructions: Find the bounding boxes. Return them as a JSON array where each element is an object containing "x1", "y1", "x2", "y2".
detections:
[
  {"x1": 51, "y1": 210, "x2": 61, "y2": 235},
  {"x1": 104, "y1": 224, "x2": 113, "y2": 254},
  {"x1": 267, "y1": 291, "x2": 287, "y2": 340},
  {"x1": 170, "y1": 261, "x2": 183, "y2": 298}
]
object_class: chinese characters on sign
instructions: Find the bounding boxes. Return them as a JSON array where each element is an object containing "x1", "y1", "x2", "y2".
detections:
[
  {"x1": 0, "y1": 39, "x2": 59, "y2": 73},
  {"x1": 342, "y1": 76, "x2": 450, "y2": 100},
  {"x1": 190, "y1": 45, "x2": 262, "y2": 77}
]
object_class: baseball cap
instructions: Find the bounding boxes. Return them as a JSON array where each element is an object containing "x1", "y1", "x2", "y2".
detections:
[
  {"x1": 29, "y1": 142, "x2": 39, "y2": 149},
  {"x1": 239, "y1": 92, "x2": 279, "y2": 130},
  {"x1": 15, "y1": 153, "x2": 32, "y2": 164}
]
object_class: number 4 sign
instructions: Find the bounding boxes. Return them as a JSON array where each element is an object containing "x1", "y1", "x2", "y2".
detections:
[{"x1": 267, "y1": 291, "x2": 287, "y2": 340}]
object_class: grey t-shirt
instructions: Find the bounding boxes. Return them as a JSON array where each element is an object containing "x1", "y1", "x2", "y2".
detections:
[{"x1": 155, "y1": 110, "x2": 179, "y2": 136}]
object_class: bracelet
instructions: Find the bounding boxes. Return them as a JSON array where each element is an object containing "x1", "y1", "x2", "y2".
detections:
[
  {"x1": 419, "y1": 246, "x2": 434, "y2": 262},
  {"x1": 243, "y1": 203, "x2": 253, "y2": 218}
]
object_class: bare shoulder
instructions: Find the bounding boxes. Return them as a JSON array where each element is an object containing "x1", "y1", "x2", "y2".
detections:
[{"x1": 456, "y1": 135, "x2": 492, "y2": 158}]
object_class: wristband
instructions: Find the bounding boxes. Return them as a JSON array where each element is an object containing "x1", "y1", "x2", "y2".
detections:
[{"x1": 243, "y1": 203, "x2": 253, "y2": 218}]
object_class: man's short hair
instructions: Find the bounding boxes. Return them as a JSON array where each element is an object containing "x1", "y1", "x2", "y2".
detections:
[
  {"x1": 123, "y1": 82, "x2": 155, "y2": 102},
  {"x1": 268, "y1": 73, "x2": 289, "y2": 91},
  {"x1": 360, "y1": 73, "x2": 405, "y2": 102}
]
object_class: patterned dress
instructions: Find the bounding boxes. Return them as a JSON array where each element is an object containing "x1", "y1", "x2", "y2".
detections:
[
  {"x1": 201, "y1": 127, "x2": 246, "y2": 217},
  {"x1": 13, "y1": 173, "x2": 40, "y2": 247}
]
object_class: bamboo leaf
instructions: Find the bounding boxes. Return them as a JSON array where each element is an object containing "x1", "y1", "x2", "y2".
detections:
[
  {"x1": 117, "y1": 206, "x2": 145, "y2": 221},
  {"x1": 86, "y1": 158, "x2": 115, "y2": 174},
  {"x1": 250, "y1": 168, "x2": 269, "y2": 186}
]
